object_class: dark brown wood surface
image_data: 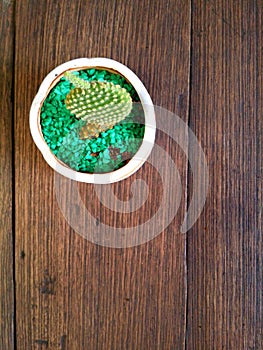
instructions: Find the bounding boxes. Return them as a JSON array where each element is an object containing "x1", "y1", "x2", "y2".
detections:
[
  {"x1": 187, "y1": 1, "x2": 263, "y2": 349},
  {"x1": 0, "y1": 1, "x2": 14, "y2": 349},
  {"x1": 14, "y1": 1, "x2": 190, "y2": 349},
  {"x1": 0, "y1": 0, "x2": 262, "y2": 349}
]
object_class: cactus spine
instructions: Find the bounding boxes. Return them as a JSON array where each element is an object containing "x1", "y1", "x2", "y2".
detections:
[{"x1": 64, "y1": 71, "x2": 132, "y2": 139}]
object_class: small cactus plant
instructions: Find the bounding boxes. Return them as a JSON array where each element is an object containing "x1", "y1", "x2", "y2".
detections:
[{"x1": 64, "y1": 71, "x2": 132, "y2": 139}]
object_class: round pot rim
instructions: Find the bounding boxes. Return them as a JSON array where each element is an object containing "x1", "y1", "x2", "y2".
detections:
[{"x1": 29, "y1": 57, "x2": 156, "y2": 184}]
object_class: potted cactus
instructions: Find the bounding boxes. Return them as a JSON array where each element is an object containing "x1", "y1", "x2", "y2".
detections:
[{"x1": 30, "y1": 58, "x2": 155, "y2": 184}]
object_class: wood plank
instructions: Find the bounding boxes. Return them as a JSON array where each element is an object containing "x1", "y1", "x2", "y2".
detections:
[
  {"x1": 14, "y1": 0, "x2": 191, "y2": 348},
  {"x1": 0, "y1": 0, "x2": 15, "y2": 349},
  {"x1": 186, "y1": 0, "x2": 263, "y2": 348}
]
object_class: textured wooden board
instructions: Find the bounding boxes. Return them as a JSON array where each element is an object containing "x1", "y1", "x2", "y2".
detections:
[
  {"x1": 14, "y1": 1, "x2": 190, "y2": 349},
  {"x1": 186, "y1": 0, "x2": 263, "y2": 349},
  {"x1": 0, "y1": 1, "x2": 15, "y2": 349}
]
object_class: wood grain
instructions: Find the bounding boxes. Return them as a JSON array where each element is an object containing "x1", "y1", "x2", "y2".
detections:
[
  {"x1": 4, "y1": 0, "x2": 260, "y2": 348},
  {"x1": 14, "y1": 1, "x2": 190, "y2": 349},
  {"x1": 0, "y1": 1, "x2": 15, "y2": 349},
  {"x1": 186, "y1": 0, "x2": 263, "y2": 349}
]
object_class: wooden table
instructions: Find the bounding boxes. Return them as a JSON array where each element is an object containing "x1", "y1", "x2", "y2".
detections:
[{"x1": 1, "y1": 0, "x2": 262, "y2": 349}]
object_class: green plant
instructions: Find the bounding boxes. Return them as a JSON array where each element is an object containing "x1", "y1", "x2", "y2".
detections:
[{"x1": 64, "y1": 71, "x2": 132, "y2": 139}]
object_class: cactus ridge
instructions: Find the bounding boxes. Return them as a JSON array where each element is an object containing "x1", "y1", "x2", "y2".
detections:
[
  {"x1": 65, "y1": 87, "x2": 131, "y2": 124},
  {"x1": 64, "y1": 71, "x2": 132, "y2": 139},
  {"x1": 64, "y1": 72, "x2": 132, "y2": 139},
  {"x1": 78, "y1": 122, "x2": 111, "y2": 140}
]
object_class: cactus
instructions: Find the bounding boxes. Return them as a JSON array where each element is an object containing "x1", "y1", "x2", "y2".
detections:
[{"x1": 64, "y1": 71, "x2": 132, "y2": 139}]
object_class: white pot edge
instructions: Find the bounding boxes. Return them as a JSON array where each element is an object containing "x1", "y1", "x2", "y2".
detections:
[{"x1": 29, "y1": 57, "x2": 156, "y2": 184}]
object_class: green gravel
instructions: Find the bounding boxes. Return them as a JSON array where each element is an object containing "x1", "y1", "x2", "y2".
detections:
[{"x1": 40, "y1": 68, "x2": 145, "y2": 173}]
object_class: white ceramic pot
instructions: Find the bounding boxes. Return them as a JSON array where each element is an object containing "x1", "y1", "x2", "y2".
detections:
[{"x1": 30, "y1": 58, "x2": 156, "y2": 184}]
